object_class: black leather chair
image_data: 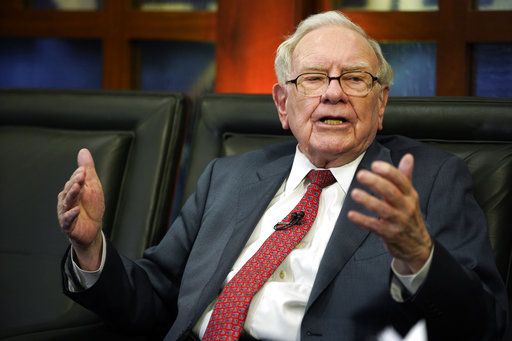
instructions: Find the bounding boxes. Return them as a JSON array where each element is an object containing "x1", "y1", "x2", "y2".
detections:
[
  {"x1": 0, "y1": 89, "x2": 189, "y2": 340},
  {"x1": 182, "y1": 93, "x2": 512, "y2": 324}
]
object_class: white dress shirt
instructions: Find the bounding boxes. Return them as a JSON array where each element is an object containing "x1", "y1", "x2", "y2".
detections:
[
  {"x1": 69, "y1": 146, "x2": 432, "y2": 340},
  {"x1": 192, "y1": 148, "x2": 365, "y2": 340}
]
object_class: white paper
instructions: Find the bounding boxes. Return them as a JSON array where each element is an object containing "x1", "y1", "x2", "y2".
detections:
[{"x1": 377, "y1": 320, "x2": 427, "y2": 341}]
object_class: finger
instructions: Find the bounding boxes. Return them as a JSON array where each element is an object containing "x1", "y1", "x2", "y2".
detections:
[
  {"x1": 398, "y1": 153, "x2": 414, "y2": 180},
  {"x1": 347, "y1": 209, "x2": 394, "y2": 236},
  {"x1": 351, "y1": 188, "x2": 397, "y2": 221},
  {"x1": 59, "y1": 171, "x2": 84, "y2": 206},
  {"x1": 349, "y1": 208, "x2": 431, "y2": 270},
  {"x1": 59, "y1": 206, "x2": 80, "y2": 230},
  {"x1": 78, "y1": 149, "x2": 102, "y2": 188},
  {"x1": 58, "y1": 191, "x2": 77, "y2": 221},
  {"x1": 57, "y1": 171, "x2": 86, "y2": 220},
  {"x1": 370, "y1": 161, "x2": 412, "y2": 196},
  {"x1": 78, "y1": 148, "x2": 95, "y2": 169},
  {"x1": 347, "y1": 209, "x2": 377, "y2": 231},
  {"x1": 64, "y1": 182, "x2": 82, "y2": 208},
  {"x1": 355, "y1": 169, "x2": 406, "y2": 211},
  {"x1": 60, "y1": 167, "x2": 84, "y2": 195}
]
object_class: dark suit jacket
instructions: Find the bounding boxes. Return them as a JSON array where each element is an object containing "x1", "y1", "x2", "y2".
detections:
[{"x1": 63, "y1": 135, "x2": 509, "y2": 340}]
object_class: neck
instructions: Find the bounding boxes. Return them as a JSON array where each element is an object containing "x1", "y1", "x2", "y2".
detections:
[{"x1": 303, "y1": 150, "x2": 363, "y2": 169}]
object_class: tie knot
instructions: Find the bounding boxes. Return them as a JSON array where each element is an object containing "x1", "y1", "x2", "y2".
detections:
[{"x1": 306, "y1": 170, "x2": 336, "y2": 188}]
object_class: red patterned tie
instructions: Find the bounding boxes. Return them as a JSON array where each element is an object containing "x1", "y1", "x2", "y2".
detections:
[{"x1": 203, "y1": 170, "x2": 336, "y2": 341}]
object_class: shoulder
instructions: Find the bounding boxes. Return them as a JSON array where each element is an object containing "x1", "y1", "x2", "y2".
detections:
[
  {"x1": 376, "y1": 134, "x2": 457, "y2": 165},
  {"x1": 375, "y1": 135, "x2": 471, "y2": 187},
  {"x1": 190, "y1": 141, "x2": 295, "y2": 202},
  {"x1": 212, "y1": 141, "x2": 296, "y2": 170},
  {"x1": 375, "y1": 134, "x2": 474, "y2": 203}
]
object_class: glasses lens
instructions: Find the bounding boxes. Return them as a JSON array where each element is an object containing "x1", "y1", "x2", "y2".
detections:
[
  {"x1": 294, "y1": 71, "x2": 375, "y2": 97},
  {"x1": 297, "y1": 73, "x2": 328, "y2": 96},
  {"x1": 341, "y1": 72, "x2": 372, "y2": 96}
]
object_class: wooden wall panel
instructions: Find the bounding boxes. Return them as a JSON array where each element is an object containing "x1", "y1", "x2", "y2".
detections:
[
  {"x1": 0, "y1": 0, "x2": 511, "y2": 96},
  {"x1": 215, "y1": 0, "x2": 299, "y2": 93}
]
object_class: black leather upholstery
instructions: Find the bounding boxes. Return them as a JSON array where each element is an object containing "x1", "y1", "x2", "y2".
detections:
[
  {"x1": 1, "y1": 90, "x2": 509, "y2": 339},
  {"x1": 378, "y1": 97, "x2": 512, "y2": 289},
  {"x1": 0, "y1": 89, "x2": 189, "y2": 340},
  {"x1": 183, "y1": 93, "x2": 512, "y2": 321}
]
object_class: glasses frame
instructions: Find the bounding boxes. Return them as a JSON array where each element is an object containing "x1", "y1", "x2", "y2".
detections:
[{"x1": 286, "y1": 70, "x2": 380, "y2": 97}]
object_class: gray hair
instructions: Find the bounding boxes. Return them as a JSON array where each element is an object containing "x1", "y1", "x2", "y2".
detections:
[{"x1": 274, "y1": 11, "x2": 394, "y2": 86}]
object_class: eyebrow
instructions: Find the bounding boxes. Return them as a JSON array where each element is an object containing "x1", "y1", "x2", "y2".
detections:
[
  {"x1": 300, "y1": 62, "x2": 372, "y2": 73},
  {"x1": 342, "y1": 63, "x2": 371, "y2": 71}
]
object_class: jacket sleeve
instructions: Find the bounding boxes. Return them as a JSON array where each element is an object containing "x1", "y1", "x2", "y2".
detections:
[
  {"x1": 61, "y1": 159, "x2": 219, "y2": 337},
  {"x1": 405, "y1": 155, "x2": 509, "y2": 340}
]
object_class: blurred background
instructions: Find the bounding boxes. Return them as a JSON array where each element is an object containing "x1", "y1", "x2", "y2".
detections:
[{"x1": 1, "y1": 0, "x2": 511, "y2": 100}]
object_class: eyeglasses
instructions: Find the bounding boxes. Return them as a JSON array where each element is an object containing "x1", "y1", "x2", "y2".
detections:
[{"x1": 286, "y1": 71, "x2": 379, "y2": 97}]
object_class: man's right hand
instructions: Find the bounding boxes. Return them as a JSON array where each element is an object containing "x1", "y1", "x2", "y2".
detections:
[{"x1": 57, "y1": 148, "x2": 105, "y2": 271}]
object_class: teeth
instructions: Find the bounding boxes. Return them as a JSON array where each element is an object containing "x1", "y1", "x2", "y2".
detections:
[{"x1": 324, "y1": 119, "x2": 344, "y2": 125}]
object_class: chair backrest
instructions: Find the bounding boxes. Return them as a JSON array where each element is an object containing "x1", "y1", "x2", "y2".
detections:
[
  {"x1": 0, "y1": 88, "x2": 188, "y2": 339},
  {"x1": 182, "y1": 93, "x2": 512, "y2": 311},
  {"x1": 379, "y1": 97, "x2": 512, "y2": 289}
]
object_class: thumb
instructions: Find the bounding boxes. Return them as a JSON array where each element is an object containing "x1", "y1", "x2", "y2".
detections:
[
  {"x1": 398, "y1": 153, "x2": 414, "y2": 180},
  {"x1": 77, "y1": 148, "x2": 95, "y2": 169}
]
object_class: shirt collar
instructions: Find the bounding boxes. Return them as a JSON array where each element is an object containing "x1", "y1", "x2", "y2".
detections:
[{"x1": 285, "y1": 145, "x2": 365, "y2": 195}]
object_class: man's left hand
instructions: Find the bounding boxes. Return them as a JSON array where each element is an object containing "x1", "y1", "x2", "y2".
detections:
[{"x1": 347, "y1": 154, "x2": 433, "y2": 274}]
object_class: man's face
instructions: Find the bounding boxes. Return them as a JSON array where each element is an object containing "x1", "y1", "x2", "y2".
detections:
[{"x1": 273, "y1": 25, "x2": 389, "y2": 168}]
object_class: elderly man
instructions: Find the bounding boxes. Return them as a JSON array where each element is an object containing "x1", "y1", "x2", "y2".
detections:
[{"x1": 58, "y1": 11, "x2": 508, "y2": 341}]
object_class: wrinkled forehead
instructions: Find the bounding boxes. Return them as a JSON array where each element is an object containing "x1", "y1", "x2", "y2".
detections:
[{"x1": 291, "y1": 25, "x2": 379, "y2": 74}]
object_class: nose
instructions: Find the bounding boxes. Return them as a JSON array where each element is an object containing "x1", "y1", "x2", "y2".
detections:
[{"x1": 322, "y1": 76, "x2": 348, "y2": 104}]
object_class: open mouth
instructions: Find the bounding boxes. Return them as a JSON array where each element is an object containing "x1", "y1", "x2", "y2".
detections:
[{"x1": 321, "y1": 117, "x2": 346, "y2": 125}]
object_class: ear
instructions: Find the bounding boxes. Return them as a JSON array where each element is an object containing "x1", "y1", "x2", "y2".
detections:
[
  {"x1": 272, "y1": 83, "x2": 290, "y2": 130},
  {"x1": 377, "y1": 85, "x2": 389, "y2": 131}
]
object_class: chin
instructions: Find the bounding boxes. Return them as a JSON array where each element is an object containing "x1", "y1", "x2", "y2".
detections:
[{"x1": 315, "y1": 141, "x2": 354, "y2": 155}]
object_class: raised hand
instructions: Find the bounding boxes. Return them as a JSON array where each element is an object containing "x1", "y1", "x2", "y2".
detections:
[
  {"x1": 348, "y1": 154, "x2": 433, "y2": 274},
  {"x1": 57, "y1": 148, "x2": 105, "y2": 270}
]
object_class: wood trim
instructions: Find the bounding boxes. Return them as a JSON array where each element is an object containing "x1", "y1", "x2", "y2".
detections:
[
  {"x1": 0, "y1": 1, "x2": 216, "y2": 90},
  {"x1": 0, "y1": 0, "x2": 511, "y2": 95},
  {"x1": 435, "y1": 0, "x2": 469, "y2": 95},
  {"x1": 0, "y1": 10, "x2": 104, "y2": 38},
  {"x1": 342, "y1": 11, "x2": 439, "y2": 40},
  {"x1": 102, "y1": 0, "x2": 130, "y2": 89},
  {"x1": 0, "y1": 9, "x2": 216, "y2": 41},
  {"x1": 314, "y1": 0, "x2": 511, "y2": 96},
  {"x1": 466, "y1": 10, "x2": 512, "y2": 42},
  {"x1": 125, "y1": 11, "x2": 216, "y2": 41}
]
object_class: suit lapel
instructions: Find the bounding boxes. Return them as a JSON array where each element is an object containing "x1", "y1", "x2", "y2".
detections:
[
  {"x1": 216, "y1": 155, "x2": 293, "y2": 272},
  {"x1": 193, "y1": 152, "x2": 294, "y2": 322},
  {"x1": 306, "y1": 140, "x2": 392, "y2": 310},
  {"x1": 192, "y1": 140, "x2": 393, "y2": 321}
]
